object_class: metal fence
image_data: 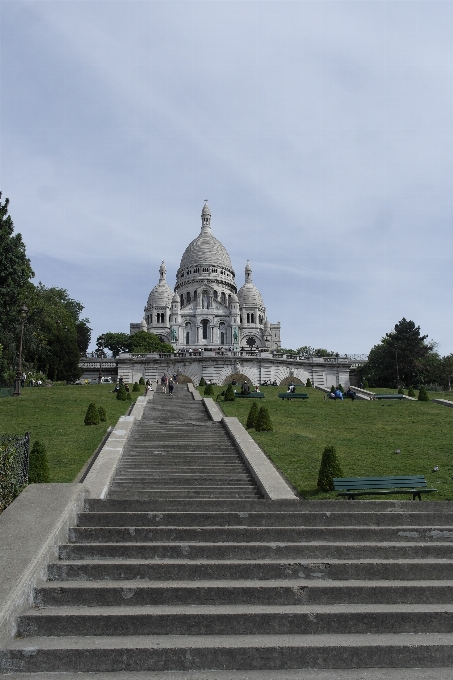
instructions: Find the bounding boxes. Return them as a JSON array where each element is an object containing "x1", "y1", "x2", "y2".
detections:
[{"x1": 0, "y1": 432, "x2": 30, "y2": 512}]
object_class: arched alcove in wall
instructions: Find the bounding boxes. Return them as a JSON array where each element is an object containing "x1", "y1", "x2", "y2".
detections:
[{"x1": 223, "y1": 372, "x2": 254, "y2": 386}]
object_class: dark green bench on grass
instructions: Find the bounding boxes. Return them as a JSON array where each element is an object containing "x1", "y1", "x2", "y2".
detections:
[
  {"x1": 373, "y1": 394, "x2": 405, "y2": 400},
  {"x1": 334, "y1": 475, "x2": 437, "y2": 500},
  {"x1": 235, "y1": 392, "x2": 265, "y2": 398},
  {"x1": 278, "y1": 393, "x2": 309, "y2": 400}
]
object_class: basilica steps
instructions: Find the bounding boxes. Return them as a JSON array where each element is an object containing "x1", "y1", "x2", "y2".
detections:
[{"x1": 3, "y1": 388, "x2": 453, "y2": 676}]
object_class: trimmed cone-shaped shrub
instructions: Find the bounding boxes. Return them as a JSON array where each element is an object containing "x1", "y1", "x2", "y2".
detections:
[
  {"x1": 418, "y1": 385, "x2": 429, "y2": 401},
  {"x1": 98, "y1": 406, "x2": 107, "y2": 422},
  {"x1": 363, "y1": 379, "x2": 369, "y2": 388},
  {"x1": 306, "y1": 378, "x2": 312, "y2": 388},
  {"x1": 132, "y1": 382, "x2": 140, "y2": 392},
  {"x1": 139, "y1": 377, "x2": 145, "y2": 385},
  {"x1": 224, "y1": 384, "x2": 236, "y2": 401},
  {"x1": 199, "y1": 377, "x2": 206, "y2": 387},
  {"x1": 117, "y1": 385, "x2": 127, "y2": 401},
  {"x1": 408, "y1": 386, "x2": 416, "y2": 398},
  {"x1": 255, "y1": 406, "x2": 273, "y2": 432},
  {"x1": 246, "y1": 402, "x2": 259, "y2": 429},
  {"x1": 317, "y1": 445, "x2": 343, "y2": 492},
  {"x1": 84, "y1": 402, "x2": 100, "y2": 425},
  {"x1": 398, "y1": 386, "x2": 404, "y2": 395},
  {"x1": 337, "y1": 384, "x2": 344, "y2": 393},
  {"x1": 204, "y1": 383, "x2": 215, "y2": 396},
  {"x1": 331, "y1": 385, "x2": 336, "y2": 394},
  {"x1": 28, "y1": 441, "x2": 50, "y2": 483},
  {"x1": 126, "y1": 391, "x2": 131, "y2": 401}
]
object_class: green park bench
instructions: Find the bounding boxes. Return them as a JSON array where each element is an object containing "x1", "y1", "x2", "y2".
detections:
[
  {"x1": 373, "y1": 394, "x2": 405, "y2": 400},
  {"x1": 334, "y1": 475, "x2": 437, "y2": 500},
  {"x1": 235, "y1": 392, "x2": 265, "y2": 399},
  {"x1": 278, "y1": 393, "x2": 309, "y2": 400}
]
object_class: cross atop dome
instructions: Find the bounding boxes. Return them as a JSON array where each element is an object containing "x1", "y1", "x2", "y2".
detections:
[{"x1": 201, "y1": 200, "x2": 211, "y2": 232}]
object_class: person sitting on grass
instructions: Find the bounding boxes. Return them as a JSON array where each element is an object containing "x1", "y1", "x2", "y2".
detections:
[
  {"x1": 345, "y1": 387, "x2": 356, "y2": 401},
  {"x1": 334, "y1": 388, "x2": 343, "y2": 401}
]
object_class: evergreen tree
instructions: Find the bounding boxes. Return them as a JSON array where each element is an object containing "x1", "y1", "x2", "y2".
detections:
[
  {"x1": 362, "y1": 318, "x2": 436, "y2": 388},
  {"x1": 418, "y1": 385, "x2": 429, "y2": 402},
  {"x1": 116, "y1": 385, "x2": 127, "y2": 401},
  {"x1": 98, "y1": 406, "x2": 107, "y2": 422},
  {"x1": 139, "y1": 377, "x2": 145, "y2": 385},
  {"x1": 255, "y1": 406, "x2": 273, "y2": 432},
  {"x1": 84, "y1": 402, "x2": 100, "y2": 425},
  {"x1": 224, "y1": 384, "x2": 236, "y2": 401},
  {"x1": 246, "y1": 402, "x2": 259, "y2": 429},
  {"x1": 317, "y1": 445, "x2": 343, "y2": 492},
  {"x1": 306, "y1": 378, "x2": 312, "y2": 388},
  {"x1": 132, "y1": 382, "x2": 140, "y2": 392},
  {"x1": 408, "y1": 386, "x2": 416, "y2": 398},
  {"x1": 28, "y1": 441, "x2": 50, "y2": 483},
  {"x1": 398, "y1": 386, "x2": 404, "y2": 395},
  {"x1": 204, "y1": 383, "x2": 214, "y2": 396},
  {"x1": 199, "y1": 377, "x2": 206, "y2": 386},
  {"x1": 363, "y1": 379, "x2": 369, "y2": 388},
  {"x1": 126, "y1": 391, "x2": 131, "y2": 401}
]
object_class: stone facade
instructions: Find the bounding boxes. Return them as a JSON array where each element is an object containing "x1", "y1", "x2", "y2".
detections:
[{"x1": 130, "y1": 202, "x2": 281, "y2": 351}]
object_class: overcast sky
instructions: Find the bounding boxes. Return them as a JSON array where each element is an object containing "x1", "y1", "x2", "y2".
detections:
[{"x1": 1, "y1": 1, "x2": 452, "y2": 355}]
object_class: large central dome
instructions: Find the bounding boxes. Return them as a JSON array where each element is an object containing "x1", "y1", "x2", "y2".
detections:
[{"x1": 179, "y1": 202, "x2": 233, "y2": 271}]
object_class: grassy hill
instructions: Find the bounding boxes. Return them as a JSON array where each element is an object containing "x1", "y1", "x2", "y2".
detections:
[
  {"x1": 204, "y1": 385, "x2": 453, "y2": 500},
  {"x1": 0, "y1": 384, "x2": 141, "y2": 482}
]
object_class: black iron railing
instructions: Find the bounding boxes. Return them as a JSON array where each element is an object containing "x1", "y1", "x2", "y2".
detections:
[{"x1": 0, "y1": 432, "x2": 30, "y2": 512}]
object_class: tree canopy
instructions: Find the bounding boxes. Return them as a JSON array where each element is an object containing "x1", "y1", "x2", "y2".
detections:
[
  {"x1": 361, "y1": 318, "x2": 436, "y2": 388},
  {"x1": 0, "y1": 193, "x2": 90, "y2": 384},
  {"x1": 99, "y1": 331, "x2": 173, "y2": 356}
]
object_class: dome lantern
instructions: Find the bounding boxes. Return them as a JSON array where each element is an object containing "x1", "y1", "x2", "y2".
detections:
[
  {"x1": 201, "y1": 200, "x2": 211, "y2": 233},
  {"x1": 159, "y1": 261, "x2": 167, "y2": 282},
  {"x1": 245, "y1": 260, "x2": 252, "y2": 283}
]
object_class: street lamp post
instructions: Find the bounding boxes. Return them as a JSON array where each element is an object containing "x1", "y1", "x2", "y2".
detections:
[
  {"x1": 98, "y1": 335, "x2": 105, "y2": 383},
  {"x1": 13, "y1": 304, "x2": 28, "y2": 397}
]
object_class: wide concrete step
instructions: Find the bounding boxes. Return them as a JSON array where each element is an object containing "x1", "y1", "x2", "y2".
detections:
[
  {"x1": 68, "y1": 525, "x2": 453, "y2": 543},
  {"x1": 35, "y1": 580, "x2": 453, "y2": 606},
  {"x1": 17, "y1": 604, "x2": 453, "y2": 637},
  {"x1": 107, "y1": 490, "x2": 261, "y2": 500},
  {"x1": 47, "y1": 559, "x2": 453, "y2": 582},
  {"x1": 5, "y1": 669, "x2": 453, "y2": 680},
  {"x1": 4, "y1": 633, "x2": 453, "y2": 672},
  {"x1": 60, "y1": 541, "x2": 453, "y2": 561},
  {"x1": 75, "y1": 511, "x2": 453, "y2": 528},
  {"x1": 84, "y1": 499, "x2": 453, "y2": 513}
]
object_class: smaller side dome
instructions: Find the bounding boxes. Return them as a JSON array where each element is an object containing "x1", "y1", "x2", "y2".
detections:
[
  {"x1": 147, "y1": 260, "x2": 173, "y2": 308},
  {"x1": 140, "y1": 318, "x2": 147, "y2": 330},
  {"x1": 172, "y1": 292, "x2": 179, "y2": 303}
]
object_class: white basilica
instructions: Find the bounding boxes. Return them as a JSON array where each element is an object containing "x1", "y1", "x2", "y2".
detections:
[{"x1": 130, "y1": 202, "x2": 281, "y2": 351}]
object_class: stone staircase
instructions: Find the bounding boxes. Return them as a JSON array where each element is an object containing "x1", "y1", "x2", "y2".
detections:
[
  {"x1": 108, "y1": 387, "x2": 259, "y2": 500},
  {"x1": 3, "y1": 387, "x2": 453, "y2": 676}
]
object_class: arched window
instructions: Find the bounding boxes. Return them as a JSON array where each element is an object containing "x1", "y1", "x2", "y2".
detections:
[
  {"x1": 247, "y1": 313, "x2": 250, "y2": 323},
  {"x1": 228, "y1": 294, "x2": 231, "y2": 306},
  {"x1": 185, "y1": 322, "x2": 191, "y2": 346},
  {"x1": 186, "y1": 291, "x2": 191, "y2": 304},
  {"x1": 251, "y1": 313, "x2": 255, "y2": 324},
  {"x1": 220, "y1": 292, "x2": 226, "y2": 305},
  {"x1": 180, "y1": 294, "x2": 184, "y2": 307},
  {"x1": 219, "y1": 322, "x2": 226, "y2": 346},
  {"x1": 193, "y1": 289, "x2": 197, "y2": 300},
  {"x1": 202, "y1": 319, "x2": 209, "y2": 340},
  {"x1": 213, "y1": 290, "x2": 218, "y2": 300}
]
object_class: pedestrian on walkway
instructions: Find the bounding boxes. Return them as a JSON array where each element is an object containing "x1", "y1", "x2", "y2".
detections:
[
  {"x1": 161, "y1": 374, "x2": 168, "y2": 393},
  {"x1": 168, "y1": 378, "x2": 174, "y2": 396}
]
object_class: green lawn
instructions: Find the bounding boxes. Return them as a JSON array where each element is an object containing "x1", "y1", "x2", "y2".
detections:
[
  {"x1": 0, "y1": 385, "x2": 142, "y2": 482},
  {"x1": 201, "y1": 386, "x2": 453, "y2": 500}
]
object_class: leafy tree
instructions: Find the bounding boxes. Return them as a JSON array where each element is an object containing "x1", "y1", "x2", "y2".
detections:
[
  {"x1": 22, "y1": 284, "x2": 85, "y2": 383},
  {"x1": 76, "y1": 320, "x2": 91, "y2": 355},
  {"x1": 99, "y1": 331, "x2": 173, "y2": 357},
  {"x1": 317, "y1": 445, "x2": 343, "y2": 492},
  {"x1": 362, "y1": 318, "x2": 436, "y2": 388}
]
